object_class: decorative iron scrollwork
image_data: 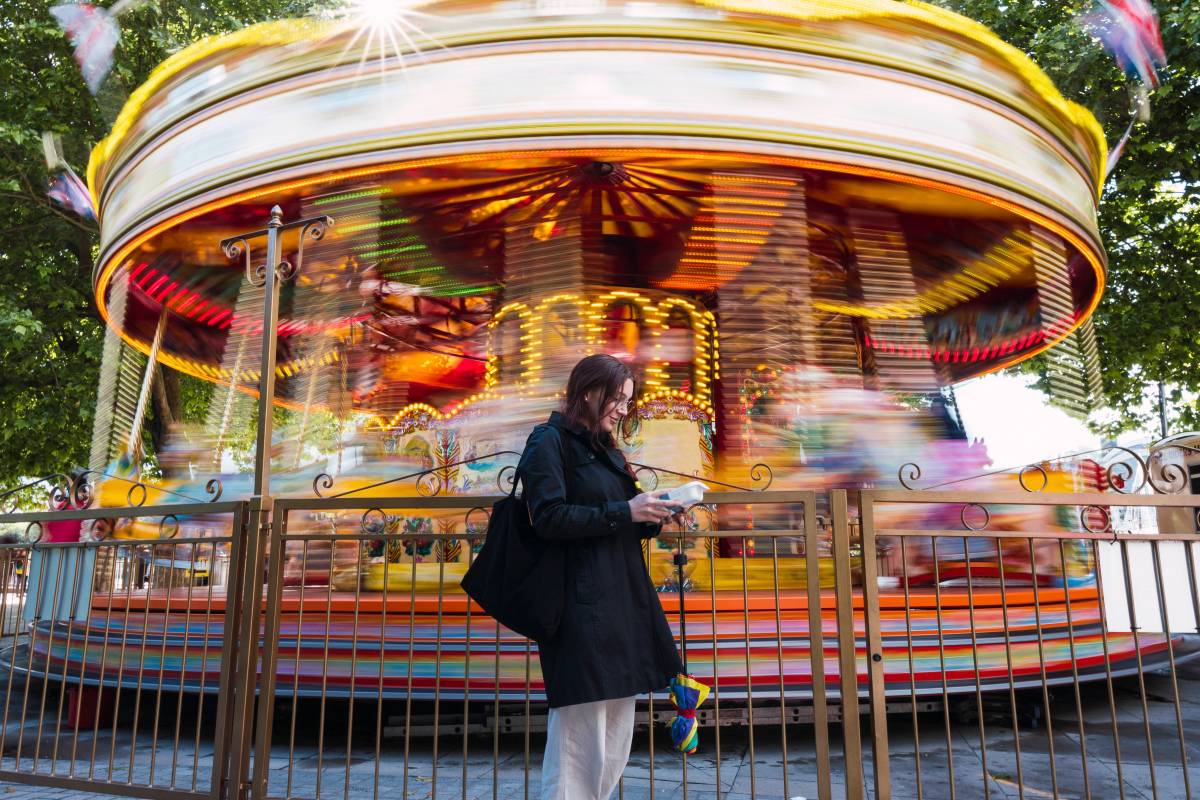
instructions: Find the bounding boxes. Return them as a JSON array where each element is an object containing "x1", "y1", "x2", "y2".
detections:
[
  {"x1": 126, "y1": 482, "x2": 149, "y2": 507},
  {"x1": 312, "y1": 473, "x2": 335, "y2": 498},
  {"x1": 1018, "y1": 464, "x2": 1048, "y2": 493},
  {"x1": 628, "y1": 462, "x2": 772, "y2": 493},
  {"x1": 24, "y1": 521, "x2": 43, "y2": 544},
  {"x1": 749, "y1": 463, "x2": 774, "y2": 490},
  {"x1": 205, "y1": 478, "x2": 224, "y2": 502},
  {"x1": 959, "y1": 503, "x2": 991, "y2": 532},
  {"x1": 360, "y1": 508, "x2": 387, "y2": 536},
  {"x1": 416, "y1": 472, "x2": 443, "y2": 497},
  {"x1": 70, "y1": 472, "x2": 95, "y2": 509},
  {"x1": 1104, "y1": 446, "x2": 1144, "y2": 494},
  {"x1": 221, "y1": 237, "x2": 253, "y2": 284},
  {"x1": 293, "y1": 218, "x2": 330, "y2": 276},
  {"x1": 1145, "y1": 454, "x2": 1188, "y2": 495},
  {"x1": 88, "y1": 518, "x2": 115, "y2": 541},
  {"x1": 632, "y1": 465, "x2": 659, "y2": 491},
  {"x1": 48, "y1": 474, "x2": 74, "y2": 510},
  {"x1": 464, "y1": 506, "x2": 491, "y2": 532},
  {"x1": 1080, "y1": 505, "x2": 1112, "y2": 534},
  {"x1": 898, "y1": 463, "x2": 922, "y2": 490},
  {"x1": 0, "y1": 473, "x2": 77, "y2": 513},
  {"x1": 496, "y1": 465, "x2": 518, "y2": 494},
  {"x1": 158, "y1": 514, "x2": 180, "y2": 539},
  {"x1": 316, "y1": 451, "x2": 521, "y2": 499}
]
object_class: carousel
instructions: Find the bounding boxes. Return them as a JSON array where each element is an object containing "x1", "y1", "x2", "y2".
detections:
[{"x1": 28, "y1": 0, "x2": 1182, "y2": 704}]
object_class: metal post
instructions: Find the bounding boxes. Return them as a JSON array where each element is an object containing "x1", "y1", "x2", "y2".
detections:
[
  {"x1": 217, "y1": 206, "x2": 332, "y2": 798},
  {"x1": 252, "y1": 208, "x2": 283, "y2": 498},
  {"x1": 1158, "y1": 380, "x2": 1169, "y2": 439}
]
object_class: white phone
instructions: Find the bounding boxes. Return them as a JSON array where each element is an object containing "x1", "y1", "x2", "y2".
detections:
[{"x1": 659, "y1": 480, "x2": 709, "y2": 512}]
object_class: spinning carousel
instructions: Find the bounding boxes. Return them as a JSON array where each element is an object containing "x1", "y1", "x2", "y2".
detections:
[{"x1": 32, "y1": 0, "x2": 1177, "y2": 703}]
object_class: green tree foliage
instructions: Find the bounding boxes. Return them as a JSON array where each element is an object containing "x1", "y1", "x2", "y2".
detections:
[
  {"x1": 933, "y1": 0, "x2": 1200, "y2": 436},
  {"x1": 0, "y1": 0, "x2": 319, "y2": 496}
]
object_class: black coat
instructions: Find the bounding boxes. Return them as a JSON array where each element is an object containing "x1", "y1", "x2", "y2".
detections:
[{"x1": 518, "y1": 412, "x2": 684, "y2": 708}]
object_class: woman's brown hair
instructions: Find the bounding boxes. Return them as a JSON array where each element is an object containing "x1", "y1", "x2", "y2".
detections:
[{"x1": 560, "y1": 354, "x2": 639, "y2": 447}]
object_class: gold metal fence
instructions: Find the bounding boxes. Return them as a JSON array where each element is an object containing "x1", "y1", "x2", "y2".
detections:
[
  {"x1": 0, "y1": 486, "x2": 1196, "y2": 799},
  {"x1": 859, "y1": 486, "x2": 1200, "y2": 800},
  {"x1": 0, "y1": 499, "x2": 253, "y2": 800},
  {"x1": 248, "y1": 490, "x2": 861, "y2": 800}
]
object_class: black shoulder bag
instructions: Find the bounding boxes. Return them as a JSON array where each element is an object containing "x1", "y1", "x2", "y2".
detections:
[{"x1": 459, "y1": 470, "x2": 565, "y2": 642}]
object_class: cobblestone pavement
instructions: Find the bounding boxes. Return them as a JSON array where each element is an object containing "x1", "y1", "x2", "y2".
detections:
[{"x1": 0, "y1": 659, "x2": 1196, "y2": 799}]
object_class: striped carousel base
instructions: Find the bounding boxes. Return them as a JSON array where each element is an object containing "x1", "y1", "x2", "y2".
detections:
[{"x1": 17, "y1": 585, "x2": 1194, "y2": 703}]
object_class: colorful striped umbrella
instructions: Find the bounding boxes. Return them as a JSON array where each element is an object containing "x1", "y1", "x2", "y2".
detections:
[{"x1": 668, "y1": 673, "x2": 710, "y2": 754}]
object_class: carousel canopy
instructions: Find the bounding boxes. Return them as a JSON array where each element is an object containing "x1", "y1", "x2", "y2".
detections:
[{"x1": 87, "y1": 0, "x2": 1107, "y2": 421}]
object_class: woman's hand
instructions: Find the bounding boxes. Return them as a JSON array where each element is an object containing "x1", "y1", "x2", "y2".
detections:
[{"x1": 628, "y1": 492, "x2": 677, "y2": 525}]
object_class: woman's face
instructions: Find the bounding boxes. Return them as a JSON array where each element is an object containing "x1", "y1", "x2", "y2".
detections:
[{"x1": 595, "y1": 378, "x2": 634, "y2": 434}]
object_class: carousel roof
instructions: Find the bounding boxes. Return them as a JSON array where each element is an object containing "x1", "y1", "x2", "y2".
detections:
[{"x1": 87, "y1": 0, "x2": 1108, "y2": 412}]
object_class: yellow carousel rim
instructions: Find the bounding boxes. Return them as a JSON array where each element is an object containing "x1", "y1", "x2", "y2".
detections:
[
  {"x1": 86, "y1": 0, "x2": 1106, "y2": 201},
  {"x1": 93, "y1": 145, "x2": 1106, "y2": 393}
]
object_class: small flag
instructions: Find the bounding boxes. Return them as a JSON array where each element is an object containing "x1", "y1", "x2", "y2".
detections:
[
  {"x1": 1078, "y1": 0, "x2": 1167, "y2": 89},
  {"x1": 1104, "y1": 117, "x2": 1135, "y2": 180},
  {"x1": 50, "y1": 3, "x2": 121, "y2": 94},
  {"x1": 46, "y1": 163, "x2": 96, "y2": 221}
]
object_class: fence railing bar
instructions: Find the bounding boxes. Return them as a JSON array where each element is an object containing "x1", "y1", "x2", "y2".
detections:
[
  {"x1": 0, "y1": 502, "x2": 245, "y2": 524},
  {"x1": 523, "y1": 638, "x2": 532, "y2": 800},
  {"x1": 1053, "y1": 538, "x2": 1090, "y2": 799},
  {"x1": 708, "y1": 531, "x2": 725, "y2": 800},
  {"x1": 124, "y1": 546, "x2": 159, "y2": 784},
  {"x1": 212, "y1": 501, "x2": 256, "y2": 800},
  {"x1": 461, "y1": 543, "x2": 473, "y2": 800},
  {"x1": 898, "y1": 535, "x2": 923, "y2": 800},
  {"x1": 146, "y1": 549, "x2": 180, "y2": 785},
  {"x1": 739, "y1": 535, "x2": 757, "y2": 799},
  {"x1": 0, "y1": 553, "x2": 20, "y2": 767},
  {"x1": 858, "y1": 497, "x2": 890, "y2": 800},
  {"x1": 168, "y1": 540, "x2": 200, "y2": 790},
  {"x1": 0, "y1": 768, "x2": 209, "y2": 800},
  {"x1": 432, "y1": 549, "x2": 448, "y2": 800},
  {"x1": 344, "y1": 542, "x2": 365, "y2": 800},
  {"x1": 770, "y1": 537, "x2": 789, "y2": 800},
  {"x1": 929, "y1": 537, "x2": 957, "y2": 799},
  {"x1": 1089, "y1": 539, "x2": 1127, "y2": 800},
  {"x1": 1119, "y1": 538, "x2": 1159, "y2": 799},
  {"x1": 313, "y1": 543, "x2": 337, "y2": 799},
  {"x1": 285, "y1": 538, "x2": 309, "y2": 799},
  {"x1": 402, "y1": 549, "x2": 418, "y2": 800},
  {"x1": 994, "y1": 545, "x2": 1026, "y2": 800},
  {"x1": 1149, "y1": 540, "x2": 1190, "y2": 798},
  {"x1": 251, "y1": 509, "x2": 287, "y2": 799},
  {"x1": 31, "y1": 538, "x2": 70, "y2": 774},
  {"x1": 374, "y1": 548, "x2": 391, "y2": 800},
  {"x1": 830, "y1": 490, "x2": 864, "y2": 800},
  {"x1": 960, "y1": 536, "x2": 989, "y2": 800},
  {"x1": 192, "y1": 539, "x2": 219, "y2": 794},
  {"x1": 104, "y1": 546, "x2": 138, "y2": 777},
  {"x1": 51, "y1": 536, "x2": 89, "y2": 775},
  {"x1": 1026, "y1": 540, "x2": 1060, "y2": 798}
]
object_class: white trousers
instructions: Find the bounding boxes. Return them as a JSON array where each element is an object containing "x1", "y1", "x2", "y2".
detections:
[{"x1": 540, "y1": 695, "x2": 637, "y2": 800}]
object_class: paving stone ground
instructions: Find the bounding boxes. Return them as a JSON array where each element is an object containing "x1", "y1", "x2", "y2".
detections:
[{"x1": 0, "y1": 656, "x2": 1196, "y2": 799}]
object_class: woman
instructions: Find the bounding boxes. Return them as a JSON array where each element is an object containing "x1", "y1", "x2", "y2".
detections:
[{"x1": 517, "y1": 354, "x2": 684, "y2": 800}]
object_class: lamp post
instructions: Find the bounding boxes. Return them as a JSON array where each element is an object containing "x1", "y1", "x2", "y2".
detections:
[{"x1": 217, "y1": 206, "x2": 332, "y2": 795}]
